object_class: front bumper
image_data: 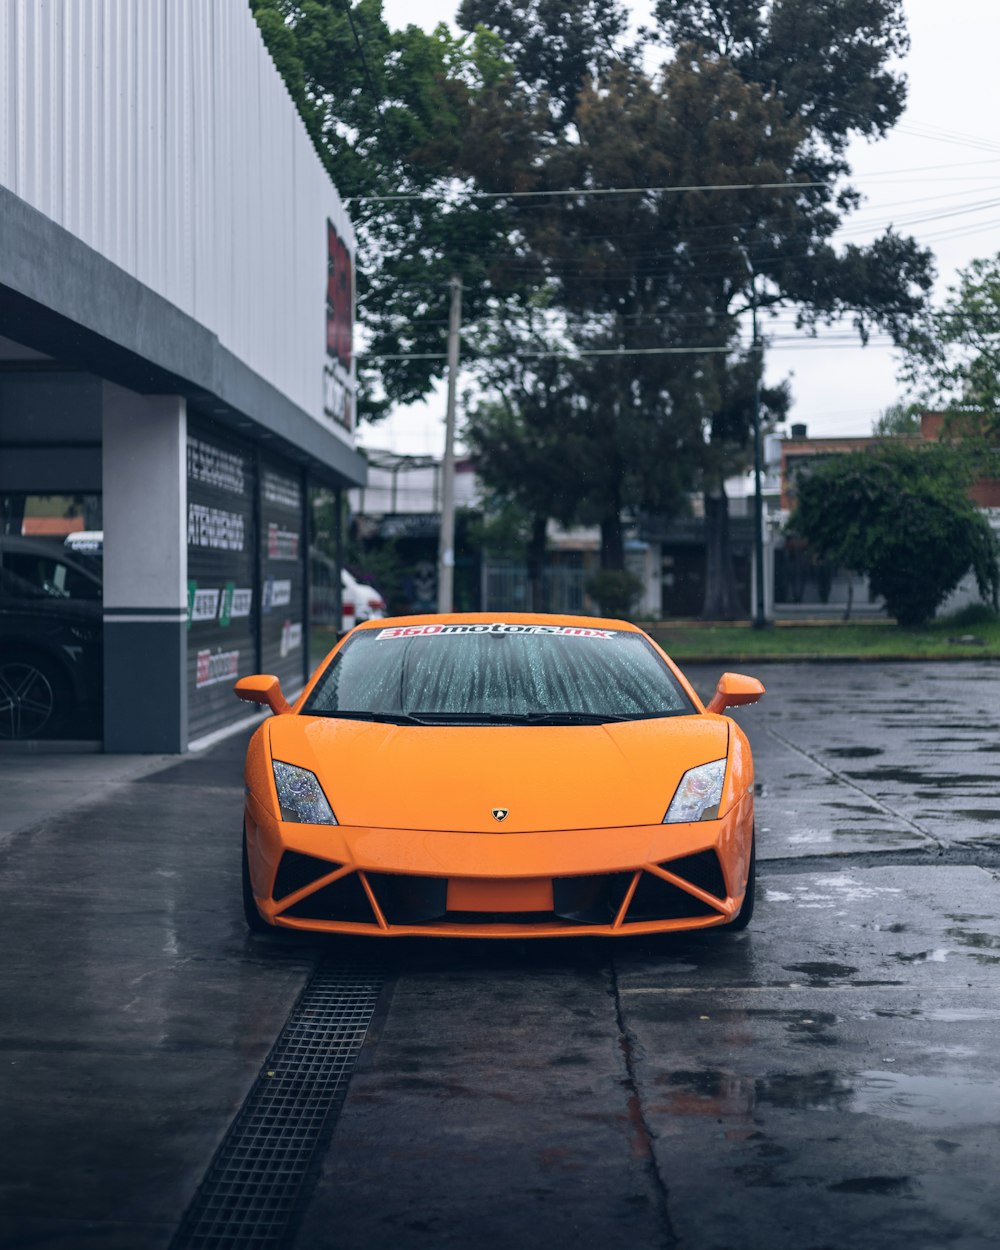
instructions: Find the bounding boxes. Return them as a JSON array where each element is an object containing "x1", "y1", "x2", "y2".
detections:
[{"x1": 244, "y1": 793, "x2": 754, "y2": 938}]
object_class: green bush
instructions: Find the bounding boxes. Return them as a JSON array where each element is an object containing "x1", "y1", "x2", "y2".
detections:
[
  {"x1": 585, "y1": 569, "x2": 643, "y2": 619},
  {"x1": 940, "y1": 602, "x2": 1000, "y2": 628},
  {"x1": 791, "y1": 443, "x2": 999, "y2": 627}
]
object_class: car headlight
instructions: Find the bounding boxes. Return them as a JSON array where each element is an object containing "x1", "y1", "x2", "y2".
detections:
[
  {"x1": 663, "y1": 759, "x2": 727, "y2": 824},
  {"x1": 272, "y1": 761, "x2": 338, "y2": 825}
]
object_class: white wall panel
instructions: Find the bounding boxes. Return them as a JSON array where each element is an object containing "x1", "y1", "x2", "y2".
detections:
[{"x1": 0, "y1": 0, "x2": 356, "y2": 443}]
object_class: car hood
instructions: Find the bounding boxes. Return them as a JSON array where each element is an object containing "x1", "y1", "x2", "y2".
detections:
[{"x1": 267, "y1": 714, "x2": 729, "y2": 832}]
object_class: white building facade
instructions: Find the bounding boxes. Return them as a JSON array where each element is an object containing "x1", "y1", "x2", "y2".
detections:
[{"x1": 0, "y1": 0, "x2": 365, "y2": 750}]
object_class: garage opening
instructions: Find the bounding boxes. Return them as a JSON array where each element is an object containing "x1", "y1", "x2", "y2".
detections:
[{"x1": 0, "y1": 492, "x2": 103, "y2": 740}]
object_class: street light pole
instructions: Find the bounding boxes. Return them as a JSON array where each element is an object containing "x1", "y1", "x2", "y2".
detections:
[{"x1": 438, "y1": 274, "x2": 462, "y2": 613}]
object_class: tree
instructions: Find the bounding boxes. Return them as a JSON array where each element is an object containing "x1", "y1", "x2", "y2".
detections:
[
  {"x1": 872, "y1": 401, "x2": 922, "y2": 437},
  {"x1": 791, "y1": 444, "x2": 999, "y2": 626},
  {"x1": 462, "y1": 0, "x2": 933, "y2": 616},
  {"x1": 251, "y1": 0, "x2": 536, "y2": 418},
  {"x1": 900, "y1": 250, "x2": 1000, "y2": 432},
  {"x1": 257, "y1": 0, "x2": 935, "y2": 621}
]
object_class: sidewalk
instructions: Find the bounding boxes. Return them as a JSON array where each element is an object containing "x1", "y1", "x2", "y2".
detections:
[
  {"x1": 0, "y1": 730, "x2": 315, "y2": 1250},
  {"x1": 0, "y1": 746, "x2": 179, "y2": 840}
]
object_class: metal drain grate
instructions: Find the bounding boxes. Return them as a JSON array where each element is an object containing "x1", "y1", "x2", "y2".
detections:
[{"x1": 171, "y1": 965, "x2": 384, "y2": 1249}]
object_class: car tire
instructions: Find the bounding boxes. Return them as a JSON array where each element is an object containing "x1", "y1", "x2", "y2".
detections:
[
  {"x1": 0, "y1": 651, "x2": 74, "y2": 740},
  {"x1": 242, "y1": 830, "x2": 273, "y2": 934},
  {"x1": 727, "y1": 828, "x2": 756, "y2": 930}
]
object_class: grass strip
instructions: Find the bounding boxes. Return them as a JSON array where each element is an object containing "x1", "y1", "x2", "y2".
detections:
[{"x1": 643, "y1": 619, "x2": 1000, "y2": 661}]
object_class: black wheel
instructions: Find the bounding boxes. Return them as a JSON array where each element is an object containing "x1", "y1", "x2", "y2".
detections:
[
  {"x1": 242, "y1": 831, "x2": 273, "y2": 934},
  {"x1": 0, "y1": 651, "x2": 73, "y2": 740},
  {"x1": 727, "y1": 829, "x2": 756, "y2": 930}
]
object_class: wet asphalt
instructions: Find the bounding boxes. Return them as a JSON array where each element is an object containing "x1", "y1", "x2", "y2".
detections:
[{"x1": 1, "y1": 661, "x2": 999, "y2": 1249}]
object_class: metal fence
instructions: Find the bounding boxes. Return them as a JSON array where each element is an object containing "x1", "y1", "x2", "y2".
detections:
[{"x1": 482, "y1": 562, "x2": 590, "y2": 614}]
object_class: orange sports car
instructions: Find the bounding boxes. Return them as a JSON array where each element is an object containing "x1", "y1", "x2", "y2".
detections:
[{"x1": 235, "y1": 613, "x2": 763, "y2": 939}]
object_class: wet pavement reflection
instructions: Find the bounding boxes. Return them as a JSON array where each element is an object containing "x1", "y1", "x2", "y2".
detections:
[{"x1": 2, "y1": 662, "x2": 1000, "y2": 1249}]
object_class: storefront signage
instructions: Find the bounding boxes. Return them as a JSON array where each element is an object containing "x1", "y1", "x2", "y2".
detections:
[
  {"x1": 187, "y1": 438, "x2": 246, "y2": 494},
  {"x1": 263, "y1": 472, "x2": 301, "y2": 511},
  {"x1": 190, "y1": 586, "x2": 220, "y2": 623},
  {"x1": 262, "y1": 577, "x2": 292, "y2": 612},
  {"x1": 280, "y1": 620, "x2": 302, "y2": 657},
  {"x1": 195, "y1": 648, "x2": 240, "y2": 688},
  {"x1": 188, "y1": 581, "x2": 253, "y2": 627},
  {"x1": 267, "y1": 523, "x2": 299, "y2": 561},
  {"x1": 188, "y1": 503, "x2": 245, "y2": 551}
]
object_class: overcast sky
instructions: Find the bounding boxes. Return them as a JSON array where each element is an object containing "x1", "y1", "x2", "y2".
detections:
[{"x1": 364, "y1": 0, "x2": 1000, "y2": 455}]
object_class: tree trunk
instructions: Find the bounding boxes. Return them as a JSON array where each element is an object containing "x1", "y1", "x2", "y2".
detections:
[
  {"x1": 600, "y1": 510, "x2": 625, "y2": 570},
  {"x1": 843, "y1": 577, "x2": 853, "y2": 622},
  {"x1": 701, "y1": 486, "x2": 740, "y2": 620},
  {"x1": 526, "y1": 513, "x2": 547, "y2": 612}
]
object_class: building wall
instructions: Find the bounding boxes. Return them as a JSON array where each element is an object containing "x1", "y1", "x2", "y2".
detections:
[{"x1": 0, "y1": 0, "x2": 355, "y2": 434}]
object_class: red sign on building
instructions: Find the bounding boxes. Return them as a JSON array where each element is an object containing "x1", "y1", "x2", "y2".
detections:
[{"x1": 327, "y1": 220, "x2": 353, "y2": 370}]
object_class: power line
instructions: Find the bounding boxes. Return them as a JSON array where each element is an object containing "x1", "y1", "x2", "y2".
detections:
[
  {"x1": 346, "y1": 179, "x2": 828, "y2": 205},
  {"x1": 362, "y1": 338, "x2": 899, "y2": 362}
]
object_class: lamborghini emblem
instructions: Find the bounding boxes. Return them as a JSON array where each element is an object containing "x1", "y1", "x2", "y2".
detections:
[{"x1": 492, "y1": 808, "x2": 509, "y2": 822}]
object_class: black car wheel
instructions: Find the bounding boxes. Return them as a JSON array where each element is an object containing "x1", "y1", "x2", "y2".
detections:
[
  {"x1": 0, "y1": 652, "x2": 72, "y2": 740},
  {"x1": 242, "y1": 830, "x2": 274, "y2": 934},
  {"x1": 727, "y1": 829, "x2": 756, "y2": 930}
]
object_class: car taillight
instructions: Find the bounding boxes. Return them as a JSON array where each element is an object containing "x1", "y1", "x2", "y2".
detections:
[
  {"x1": 343, "y1": 600, "x2": 356, "y2": 616},
  {"x1": 367, "y1": 597, "x2": 385, "y2": 611}
]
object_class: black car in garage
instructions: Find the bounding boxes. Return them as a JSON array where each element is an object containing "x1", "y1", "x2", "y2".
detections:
[{"x1": 0, "y1": 535, "x2": 103, "y2": 739}]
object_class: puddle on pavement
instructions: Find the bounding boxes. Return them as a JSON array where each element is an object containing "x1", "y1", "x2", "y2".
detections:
[
  {"x1": 847, "y1": 767, "x2": 983, "y2": 788},
  {"x1": 658, "y1": 1066, "x2": 1000, "y2": 1132},
  {"x1": 951, "y1": 808, "x2": 1000, "y2": 822},
  {"x1": 943, "y1": 927, "x2": 1000, "y2": 964},
  {"x1": 783, "y1": 962, "x2": 859, "y2": 983},
  {"x1": 830, "y1": 828, "x2": 920, "y2": 843},
  {"x1": 892, "y1": 949, "x2": 950, "y2": 964},
  {"x1": 823, "y1": 800, "x2": 886, "y2": 813},
  {"x1": 921, "y1": 1008, "x2": 1000, "y2": 1022},
  {"x1": 828, "y1": 1176, "x2": 912, "y2": 1195},
  {"x1": 825, "y1": 747, "x2": 884, "y2": 759},
  {"x1": 770, "y1": 875, "x2": 903, "y2": 909},
  {"x1": 851, "y1": 1070, "x2": 1000, "y2": 1129}
]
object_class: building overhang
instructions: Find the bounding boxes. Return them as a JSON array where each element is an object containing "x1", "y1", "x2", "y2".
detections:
[{"x1": 0, "y1": 186, "x2": 366, "y2": 489}]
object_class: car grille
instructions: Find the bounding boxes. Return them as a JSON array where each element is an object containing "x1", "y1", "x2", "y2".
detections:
[
  {"x1": 282, "y1": 872, "x2": 376, "y2": 923},
  {"x1": 270, "y1": 847, "x2": 728, "y2": 928},
  {"x1": 273, "y1": 850, "x2": 343, "y2": 900}
]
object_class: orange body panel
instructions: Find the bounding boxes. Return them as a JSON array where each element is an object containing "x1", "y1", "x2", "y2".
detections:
[{"x1": 240, "y1": 612, "x2": 761, "y2": 939}]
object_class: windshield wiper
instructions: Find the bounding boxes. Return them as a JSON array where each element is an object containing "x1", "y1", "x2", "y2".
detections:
[
  {"x1": 403, "y1": 711, "x2": 531, "y2": 725},
  {"x1": 406, "y1": 711, "x2": 628, "y2": 725},
  {"x1": 522, "y1": 711, "x2": 627, "y2": 724},
  {"x1": 310, "y1": 710, "x2": 429, "y2": 726}
]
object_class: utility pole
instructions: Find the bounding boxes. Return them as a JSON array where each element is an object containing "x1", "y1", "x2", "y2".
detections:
[
  {"x1": 750, "y1": 283, "x2": 766, "y2": 629},
  {"x1": 739, "y1": 244, "x2": 767, "y2": 629},
  {"x1": 437, "y1": 274, "x2": 462, "y2": 613}
]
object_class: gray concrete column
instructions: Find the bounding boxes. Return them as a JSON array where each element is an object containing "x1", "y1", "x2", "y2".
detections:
[{"x1": 102, "y1": 384, "x2": 187, "y2": 752}]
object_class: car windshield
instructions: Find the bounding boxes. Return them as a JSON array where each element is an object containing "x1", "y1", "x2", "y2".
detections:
[{"x1": 302, "y1": 623, "x2": 695, "y2": 724}]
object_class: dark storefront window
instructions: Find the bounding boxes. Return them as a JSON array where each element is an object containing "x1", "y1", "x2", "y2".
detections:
[
  {"x1": 259, "y1": 462, "x2": 306, "y2": 693},
  {"x1": 186, "y1": 428, "x2": 257, "y2": 742}
]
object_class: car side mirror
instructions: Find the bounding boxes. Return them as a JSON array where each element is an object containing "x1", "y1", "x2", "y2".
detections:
[
  {"x1": 233, "y1": 674, "x2": 292, "y2": 716},
  {"x1": 706, "y1": 672, "x2": 765, "y2": 715}
]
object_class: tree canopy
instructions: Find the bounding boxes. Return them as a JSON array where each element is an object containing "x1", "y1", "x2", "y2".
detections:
[
  {"x1": 901, "y1": 250, "x2": 1000, "y2": 433},
  {"x1": 254, "y1": 0, "x2": 936, "y2": 617},
  {"x1": 791, "y1": 444, "x2": 999, "y2": 626}
]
